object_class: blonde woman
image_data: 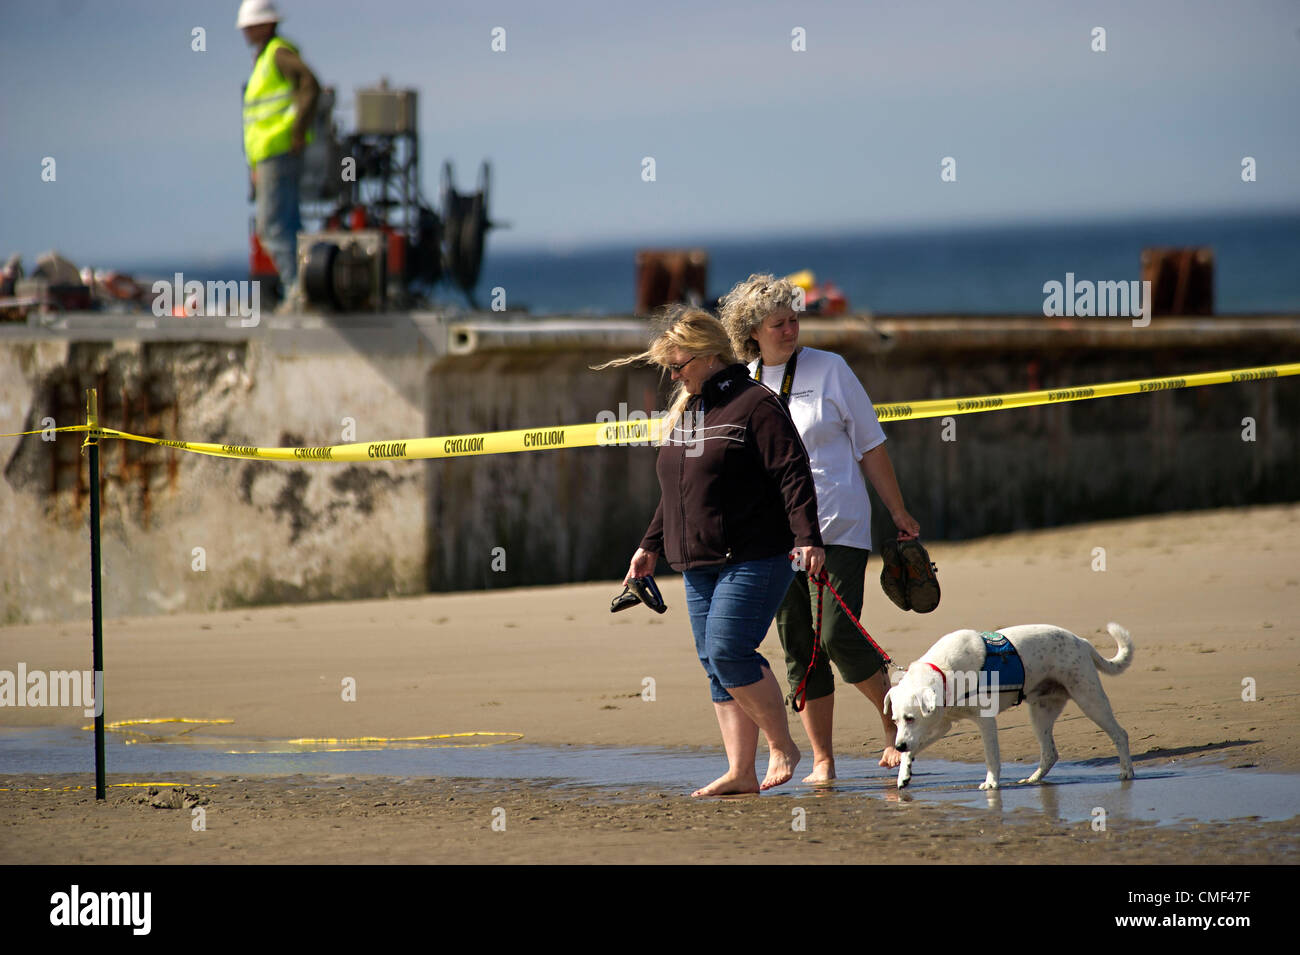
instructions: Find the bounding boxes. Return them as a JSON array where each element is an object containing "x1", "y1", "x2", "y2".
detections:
[
  {"x1": 602, "y1": 308, "x2": 824, "y2": 796},
  {"x1": 719, "y1": 275, "x2": 920, "y2": 782}
]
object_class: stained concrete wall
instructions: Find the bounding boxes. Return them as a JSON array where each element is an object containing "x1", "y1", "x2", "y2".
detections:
[
  {"x1": 846, "y1": 318, "x2": 1300, "y2": 544},
  {"x1": 423, "y1": 351, "x2": 664, "y2": 592},
  {"x1": 1, "y1": 312, "x2": 1297, "y2": 624},
  {"x1": 0, "y1": 320, "x2": 437, "y2": 625}
]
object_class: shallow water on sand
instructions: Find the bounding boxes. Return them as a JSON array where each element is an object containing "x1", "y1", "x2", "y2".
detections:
[{"x1": 1, "y1": 726, "x2": 1295, "y2": 828}]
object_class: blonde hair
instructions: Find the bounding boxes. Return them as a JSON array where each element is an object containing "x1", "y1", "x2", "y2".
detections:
[
  {"x1": 594, "y1": 305, "x2": 735, "y2": 425},
  {"x1": 717, "y1": 273, "x2": 800, "y2": 362}
]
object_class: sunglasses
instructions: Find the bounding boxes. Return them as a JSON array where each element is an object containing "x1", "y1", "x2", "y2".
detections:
[{"x1": 667, "y1": 355, "x2": 699, "y2": 374}]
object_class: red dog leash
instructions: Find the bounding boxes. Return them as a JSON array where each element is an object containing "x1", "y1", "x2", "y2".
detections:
[{"x1": 789, "y1": 571, "x2": 895, "y2": 713}]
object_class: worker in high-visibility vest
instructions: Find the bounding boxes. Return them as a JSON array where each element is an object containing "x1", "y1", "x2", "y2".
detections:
[{"x1": 238, "y1": 0, "x2": 319, "y2": 300}]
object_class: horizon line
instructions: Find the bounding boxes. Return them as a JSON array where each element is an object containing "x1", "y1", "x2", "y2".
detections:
[{"x1": 96, "y1": 204, "x2": 1300, "y2": 273}]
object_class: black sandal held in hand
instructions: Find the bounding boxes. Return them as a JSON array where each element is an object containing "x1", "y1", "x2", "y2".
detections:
[{"x1": 610, "y1": 576, "x2": 668, "y2": 614}]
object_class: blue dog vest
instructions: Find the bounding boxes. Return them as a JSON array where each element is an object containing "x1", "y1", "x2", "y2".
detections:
[{"x1": 970, "y1": 632, "x2": 1026, "y2": 708}]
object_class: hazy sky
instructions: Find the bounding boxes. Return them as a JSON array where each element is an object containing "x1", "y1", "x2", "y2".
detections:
[{"x1": 2, "y1": 0, "x2": 1298, "y2": 267}]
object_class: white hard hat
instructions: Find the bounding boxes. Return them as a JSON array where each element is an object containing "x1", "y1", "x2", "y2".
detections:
[{"x1": 236, "y1": 0, "x2": 282, "y2": 28}]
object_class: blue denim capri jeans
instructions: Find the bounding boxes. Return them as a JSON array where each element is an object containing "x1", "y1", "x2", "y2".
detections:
[{"x1": 682, "y1": 553, "x2": 796, "y2": 703}]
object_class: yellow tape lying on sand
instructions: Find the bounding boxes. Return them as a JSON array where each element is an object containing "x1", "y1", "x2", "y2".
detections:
[
  {"x1": 285, "y1": 732, "x2": 525, "y2": 746},
  {"x1": 74, "y1": 717, "x2": 524, "y2": 751},
  {"x1": 3, "y1": 362, "x2": 1297, "y2": 462},
  {"x1": 78, "y1": 717, "x2": 235, "y2": 740}
]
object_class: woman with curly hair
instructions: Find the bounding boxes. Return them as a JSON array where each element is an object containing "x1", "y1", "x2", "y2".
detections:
[{"x1": 719, "y1": 275, "x2": 920, "y2": 782}]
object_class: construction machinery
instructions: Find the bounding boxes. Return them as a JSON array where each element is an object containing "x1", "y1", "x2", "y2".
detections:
[{"x1": 251, "y1": 79, "x2": 496, "y2": 310}]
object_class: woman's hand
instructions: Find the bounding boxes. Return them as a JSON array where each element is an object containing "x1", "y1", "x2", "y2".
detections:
[
  {"x1": 892, "y1": 509, "x2": 921, "y2": 540},
  {"x1": 793, "y1": 545, "x2": 826, "y2": 580},
  {"x1": 625, "y1": 548, "x2": 657, "y2": 584}
]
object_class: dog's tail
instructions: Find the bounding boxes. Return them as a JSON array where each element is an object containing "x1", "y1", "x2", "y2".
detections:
[{"x1": 1090, "y1": 622, "x2": 1135, "y2": 675}]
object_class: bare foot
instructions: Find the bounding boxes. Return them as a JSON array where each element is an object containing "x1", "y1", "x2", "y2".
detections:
[
  {"x1": 760, "y1": 743, "x2": 801, "y2": 790},
  {"x1": 879, "y1": 746, "x2": 902, "y2": 769},
  {"x1": 802, "y1": 758, "x2": 836, "y2": 784},
  {"x1": 692, "y1": 771, "x2": 760, "y2": 798}
]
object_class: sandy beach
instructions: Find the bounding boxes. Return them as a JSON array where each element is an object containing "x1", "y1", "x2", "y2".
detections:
[{"x1": 2, "y1": 503, "x2": 1297, "y2": 864}]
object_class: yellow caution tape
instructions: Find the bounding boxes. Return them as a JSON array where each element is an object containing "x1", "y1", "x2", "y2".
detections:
[
  {"x1": 79, "y1": 717, "x2": 233, "y2": 740},
  {"x1": 285, "y1": 731, "x2": 525, "y2": 747},
  {"x1": 2, "y1": 420, "x2": 663, "y2": 460},
  {"x1": 85, "y1": 717, "x2": 236, "y2": 730},
  {"x1": 74, "y1": 717, "x2": 523, "y2": 750},
  {"x1": 872, "y1": 362, "x2": 1300, "y2": 422},
  {"x1": 3, "y1": 362, "x2": 1297, "y2": 461}
]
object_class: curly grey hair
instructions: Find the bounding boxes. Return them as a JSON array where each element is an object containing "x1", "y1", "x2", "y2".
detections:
[{"x1": 716, "y1": 273, "x2": 800, "y2": 362}]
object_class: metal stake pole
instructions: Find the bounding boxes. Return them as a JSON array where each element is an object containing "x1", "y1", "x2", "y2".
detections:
[{"x1": 86, "y1": 389, "x2": 105, "y2": 800}]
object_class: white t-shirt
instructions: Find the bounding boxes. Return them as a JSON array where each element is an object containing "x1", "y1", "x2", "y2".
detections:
[{"x1": 747, "y1": 347, "x2": 886, "y2": 550}]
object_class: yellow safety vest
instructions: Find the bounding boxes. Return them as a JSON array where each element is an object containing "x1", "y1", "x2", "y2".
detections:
[{"x1": 243, "y1": 36, "x2": 312, "y2": 165}]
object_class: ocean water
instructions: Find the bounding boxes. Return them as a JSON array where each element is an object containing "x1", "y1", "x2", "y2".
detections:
[
  {"x1": 3, "y1": 727, "x2": 1295, "y2": 828},
  {"x1": 146, "y1": 211, "x2": 1300, "y2": 316},
  {"x1": 476, "y1": 212, "x2": 1300, "y2": 315}
]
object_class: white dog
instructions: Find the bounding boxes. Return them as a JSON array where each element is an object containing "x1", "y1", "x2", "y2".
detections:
[{"x1": 883, "y1": 623, "x2": 1134, "y2": 790}]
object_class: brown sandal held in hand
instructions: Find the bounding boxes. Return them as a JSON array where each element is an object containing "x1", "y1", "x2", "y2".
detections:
[
  {"x1": 878, "y1": 539, "x2": 910, "y2": 611},
  {"x1": 898, "y1": 538, "x2": 940, "y2": 613},
  {"x1": 879, "y1": 538, "x2": 940, "y2": 612}
]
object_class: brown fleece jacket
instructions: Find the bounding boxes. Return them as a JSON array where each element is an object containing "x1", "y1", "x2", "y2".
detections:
[{"x1": 639, "y1": 363, "x2": 823, "y2": 571}]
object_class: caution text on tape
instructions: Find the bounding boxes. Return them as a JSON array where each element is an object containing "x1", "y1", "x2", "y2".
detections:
[{"x1": 2, "y1": 362, "x2": 1296, "y2": 462}]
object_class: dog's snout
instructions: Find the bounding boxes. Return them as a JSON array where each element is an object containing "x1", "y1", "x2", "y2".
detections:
[{"x1": 896, "y1": 742, "x2": 908, "y2": 752}]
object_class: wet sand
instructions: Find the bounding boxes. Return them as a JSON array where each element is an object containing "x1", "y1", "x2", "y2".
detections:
[
  {"x1": 2, "y1": 774, "x2": 1296, "y2": 865},
  {"x1": 1, "y1": 504, "x2": 1298, "y2": 863}
]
